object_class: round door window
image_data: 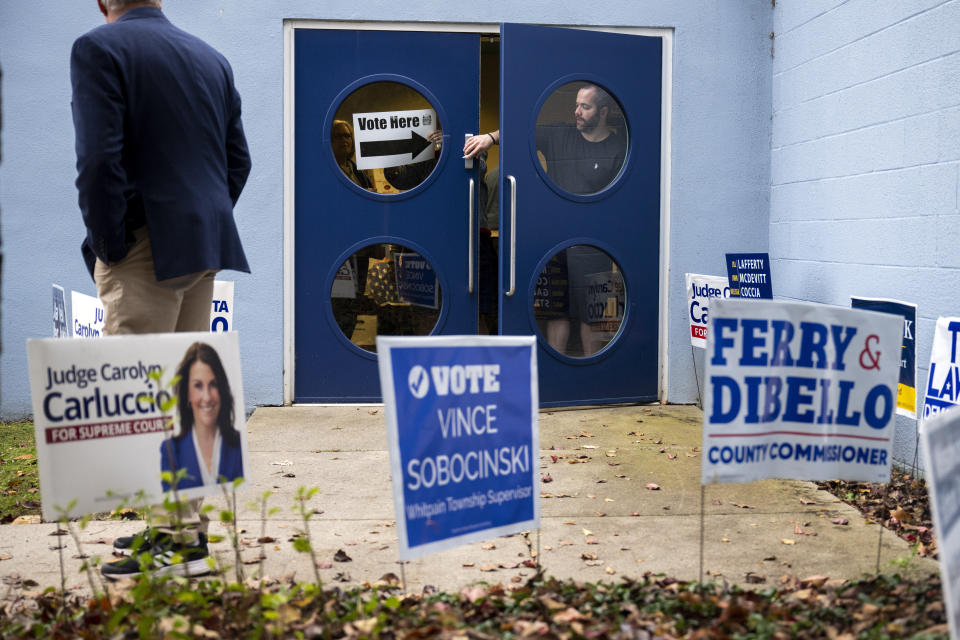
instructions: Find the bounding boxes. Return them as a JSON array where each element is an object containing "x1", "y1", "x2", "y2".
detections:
[
  {"x1": 533, "y1": 245, "x2": 625, "y2": 358},
  {"x1": 534, "y1": 81, "x2": 628, "y2": 195},
  {"x1": 331, "y1": 243, "x2": 442, "y2": 352},
  {"x1": 331, "y1": 81, "x2": 443, "y2": 194}
]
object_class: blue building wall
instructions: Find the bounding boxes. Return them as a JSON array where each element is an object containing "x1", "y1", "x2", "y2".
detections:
[
  {"x1": 0, "y1": 1, "x2": 774, "y2": 416},
  {"x1": 771, "y1": 0, "x2": 960, "y2": 470}
]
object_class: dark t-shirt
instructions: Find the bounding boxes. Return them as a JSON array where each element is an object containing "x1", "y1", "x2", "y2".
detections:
[{"x1": 536, "y1": 124, "x2": 626, "y2": 195}]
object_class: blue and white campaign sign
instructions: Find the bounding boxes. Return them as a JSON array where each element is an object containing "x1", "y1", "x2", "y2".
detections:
[
  {"x1": 685, "y1": 273, "x2": 731, "y2": 348},
  {"x1": 377, "y1": 335, "x2": 539, "y2": 561},
  {"x1": 851, "y1": 297, "x2": 917, "y2": 419},
  {"x1": 331, "y1": 259, "x2": 358, "y2": 299},
  {"x1": 52, "y1": 285, "x2": 68, "y2": 338},
  {"x1": 725, "y1": 253, "x2": 773, "y2": 299},
  {"x1": 703, "y1": 299, "x2": 902, "y2": 484},
  {"x1": 26, "y1": 332, "x2": 249, "y2": 520},
  {"x1": 582, "y1": 270, "x2": 625, "y2": 342},
  {"x1": 210, "y1": 280, "x2": 235, "y2": 332},
  {"x1": 353, "y1": 108, "x2": 438, "y2": 171},
  {"x1": 919, "y1": 407, "x2": 960, "y2": 640},
  {"x1": 922, "y1": 317, "x2": 960, "y2": 421},
  {"x1": 394, "y1": 252, "x2": 439, "y2": 309},
  {"x1": 71, "y1": 291, "x2": 105, "y2": 338}
]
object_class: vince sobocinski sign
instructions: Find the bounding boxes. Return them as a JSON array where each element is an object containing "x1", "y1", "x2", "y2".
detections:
[
  {"x1": 27, "y1": 332, "x2": 249, "y2": 520},
  {"x1": 703, "y1": 299, "x2": 902, "y2": 484}
]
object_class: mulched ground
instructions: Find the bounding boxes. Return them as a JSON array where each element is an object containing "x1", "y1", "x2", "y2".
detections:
[{"x1": 818, "y1": 466, "x2": 937, "y2": 559}]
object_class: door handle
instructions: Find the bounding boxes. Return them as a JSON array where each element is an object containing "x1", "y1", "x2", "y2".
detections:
[
  {"x1": 468, "y1": 178, "x2": 475, "y2": 294},
  {"x1": 506, "y1": 175, "x2": 517, "y2": 297}
]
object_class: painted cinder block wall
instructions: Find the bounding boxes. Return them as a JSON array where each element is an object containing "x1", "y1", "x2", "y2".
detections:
[
  {"x1": 0, "y1": 1, "x2": 774, "y2": 416},
  {"x1": 770, "y1": 0, "x2": 960, "y2": 470}
]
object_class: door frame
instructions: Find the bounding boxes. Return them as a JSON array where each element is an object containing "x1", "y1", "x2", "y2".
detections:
[{"x1": 282, "y1": 19, "x2": 674, "y2": 405}]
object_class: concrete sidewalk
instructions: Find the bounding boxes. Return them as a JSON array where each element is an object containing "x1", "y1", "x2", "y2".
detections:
[{"x1": 0, "y1": 405, "x2": 938, "y2": 594}]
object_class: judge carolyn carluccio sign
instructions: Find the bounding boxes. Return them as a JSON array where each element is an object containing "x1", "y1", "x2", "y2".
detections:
[
  {"x1": 702, "y1": 299, "x2": 902, "y2": 484},
  {"x1": 27, "y1": 332, "x2": 249, "y2": 520},
  {"x1": 377, "y1": 335, "x2": 539, "y2": 561}
]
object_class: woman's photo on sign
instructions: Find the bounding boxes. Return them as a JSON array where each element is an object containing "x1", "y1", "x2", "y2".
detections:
[{"x1": 161, "y1": 342, "x2": 244, "y2": 490}]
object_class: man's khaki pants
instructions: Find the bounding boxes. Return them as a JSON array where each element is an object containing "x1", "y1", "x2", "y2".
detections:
[{"x1": 95, "y1": 227, "x2": 216, "y2": 540}]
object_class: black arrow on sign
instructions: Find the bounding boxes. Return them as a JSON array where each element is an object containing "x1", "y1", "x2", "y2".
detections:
[{"x1": 360, "y1": 131, "x2": 432, "y2": 160}]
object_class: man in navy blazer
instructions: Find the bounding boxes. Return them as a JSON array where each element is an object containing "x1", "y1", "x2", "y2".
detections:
[
  {"x1": 71, "y1": 0, "x2": 250, "y2": 335},
  {"x1": 70, "y1": 0, "x2": 250, "y2": 579}
]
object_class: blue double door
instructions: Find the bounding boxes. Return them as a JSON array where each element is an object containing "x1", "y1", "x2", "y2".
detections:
[{"x1": 294, "y1": 24, "x2": 662, "y2": 406}]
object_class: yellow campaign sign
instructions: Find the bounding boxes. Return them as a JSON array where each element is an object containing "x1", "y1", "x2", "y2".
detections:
[{"x1": 898, "y1": 384, "x2": 916, "y2": 414}]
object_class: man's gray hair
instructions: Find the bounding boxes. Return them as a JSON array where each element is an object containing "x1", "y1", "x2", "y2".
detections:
[{"x1": 102, "y1": 0, "x2": 161, "y2": 12}]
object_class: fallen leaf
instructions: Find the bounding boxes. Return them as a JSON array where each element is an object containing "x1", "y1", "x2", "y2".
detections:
[
  {"x1": 800, "y1": 497, "x2": 816, "y2": 505},
  {"x1": 0, "y1": 555, "x2": 12, "y2": 561},
  {"x1": 721, "y1": 537, "x2": 730, "y2": 543},
  {"x1": 559, "y1": 540, "x2": 574, "y2": 546},
  {"x1": 553, "y1": 607, "x2": 586, "y2": 623},
  {"x1": 890, "y1": 506, "x2": 911, "y2": 523},
  {"x1": 333, "y1": 549, "x2": 352, "y2": 562},
  {"x1": 482, "y1": 543, "x2": 496, "y2": 550},
  {"x1": 605, "y1": 450, "x2": 617, "y2": 457},
  {"x1": 317, "y1": 561, "x2": 333, "y2": 569},
  {"x1": 367, "y1": 409, "x2": 378, "y2": 415},
  {"x1": 511, "y1": 575, "x2": 523, "y2": 583},
  {"x1": 781, "y1": 538, "x2": 796, "y2": 545},
  {"x1": 583, "y1": 445, "x2": 598, "y2": 450},
  {"x1": 604, "y1": 498, "x2": 614, "y2": 502},
  {"x1": 645, "y1": 483, "x2": 660, "y2": 490},
  {"x1": 605, "y1": 567, "x2": 616, "y2": 575},
  {"x1": 731, "y1": 502, "x2": 752, "y2": 509},
  {"x1": 580, "y1": 553, "x2": 598, "y2": 561},
  {"x1": 479, "y1": 565, "x2": 498, "y2": 572},
  {"x1": 462, "y1": 562, "x2": 475, "y2": 567},
  {"x1": 585, "y1": 538, "x2": 599, "y2": 545},
  {"x1": 12, "y1": 454, "x2": 34, "y2": 461},
  {"x1": 745, "y1": 572, "x2": 766, "y2": 584},
  {"x1": 586, "y1": 493, "x2": 596, "y2": 499},
  {"x1": 582, "y1": 528, "x2": 593, "y2": 536},
  {"x1": 542, "y1": 474, "x2": 553, "y2": 483},
  {"x1": 271, "y1": 460, "x2": 294, "y2": 466},
  {"x1": 832, "y1": 518, "x2": 849, "y2": 525}
]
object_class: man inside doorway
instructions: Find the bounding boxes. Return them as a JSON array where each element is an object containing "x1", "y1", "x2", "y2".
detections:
[
  {"x1": 463, "y1": 83, "x2": 625, "y2": 356},
  {"x1": 462, "y1": 83, "x2": 625, "y2": 194}
]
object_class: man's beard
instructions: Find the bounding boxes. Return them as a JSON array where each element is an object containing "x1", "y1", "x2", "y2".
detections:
[{"x1": 576, "y1": 113, "x2": 600, "y2": 132}]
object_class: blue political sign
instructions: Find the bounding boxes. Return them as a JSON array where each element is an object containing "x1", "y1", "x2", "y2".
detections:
[
  {"x1": 725, "y1": 253, "x2": 773, "y2": 299},
  {"x1": 377, "y1": 336, "x2": 539, "y2": 560},
  {"x1": 851, "y1": 297, "x2": 917, "y2": 419},
  {"x1": 394, "y1": 252, "x2": 439, "y2": 309}
]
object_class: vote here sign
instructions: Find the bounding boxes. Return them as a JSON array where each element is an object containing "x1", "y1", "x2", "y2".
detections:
[
  {"x1": 353, "y1": 109, "x2": 437, "y2": 171},
  {"x1": 377, "y1": 336, "x2": 539, "y2": 561},
  {"x1": 919, "y1": 408, "x2": 960, "y2": 640},
  {"x1": 27, "y1": 332, "x2": 249, "y2": 520},
  {"x1": 702, "y1": 299, "x2": 902, "y2": 484}
]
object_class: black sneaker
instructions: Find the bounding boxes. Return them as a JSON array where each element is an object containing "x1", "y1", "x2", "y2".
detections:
[
  {"x1": 101, "y1": 533, "x2": 211, "y2": 580},
  {"x1": 113, "y1": 528, "x2": 159, "y2": 556}
]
